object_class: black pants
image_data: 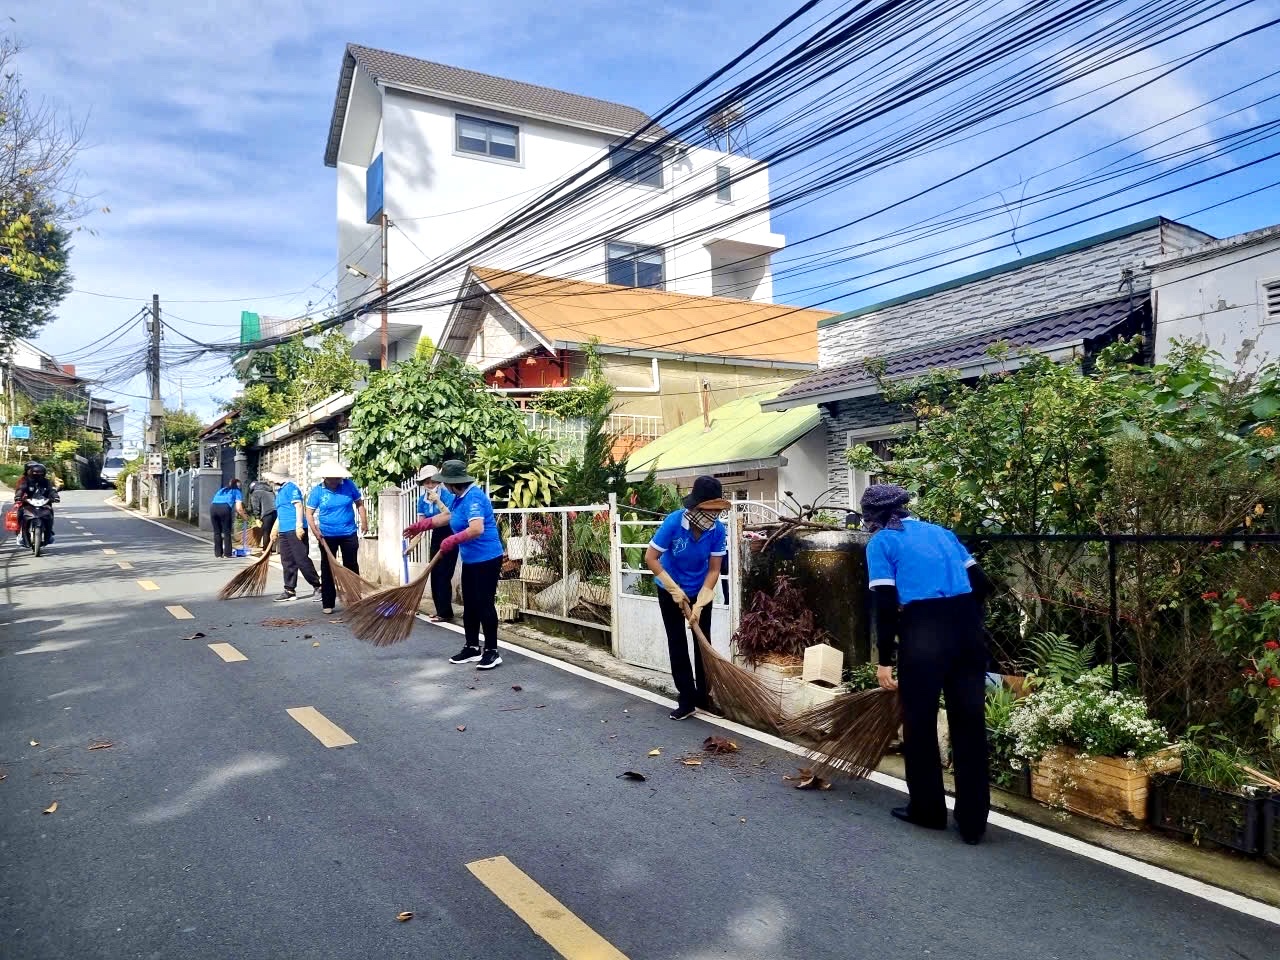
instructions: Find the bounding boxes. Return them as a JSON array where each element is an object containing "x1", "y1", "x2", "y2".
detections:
[
  {"x1": 210, "y1": 504, "x2": 234, "y2": 557},
  {"x1": 319, "y1": 533, "x2": 360, "y2": 608},
  {"x1": 898, "y1": 594, "x2": 990, "y2": 838},
  {"x1": 460, "y1": 556, "x2": 501, "y2": 650},
  {"x1": 429, "y1": 524, "x2": 459, "y2": 621},
  {"x1": 279, "y1": 531, "x2": 320, "y2": 594},
  {"x1": 258, "y1": 510, "x2": 277, "y2": 544},
  {"x1": 658, "y1": 587, "x2": 712, "y2": 711}
]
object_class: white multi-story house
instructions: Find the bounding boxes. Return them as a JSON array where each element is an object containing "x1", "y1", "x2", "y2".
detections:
[{"x1": 324, "y1": 44, "x2": 786, "y2": 365}]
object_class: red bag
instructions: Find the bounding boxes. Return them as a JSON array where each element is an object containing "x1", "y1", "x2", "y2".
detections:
[{"x1": 4, "y1": 507, "x2": 19, "y2": 533}]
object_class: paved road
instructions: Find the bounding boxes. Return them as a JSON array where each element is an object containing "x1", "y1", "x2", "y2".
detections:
[{"x1": 1, "y1": 492, "x2": 1277, "y2": 959}]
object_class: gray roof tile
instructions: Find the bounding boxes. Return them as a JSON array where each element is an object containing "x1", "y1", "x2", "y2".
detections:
[
  {"x1": 770, "y1": 296, "x2": 1144, "y2": 408},
  {"x1": 326, "y1": 44, "x2": 656, "y2": 166}
]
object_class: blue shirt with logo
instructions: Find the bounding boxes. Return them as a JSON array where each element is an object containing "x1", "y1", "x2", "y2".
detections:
[
  {"x1": 306, "y1": 479, "x2": 362, "y2": 537},
  {"x1": 274, "y1": 481, "x2": 308, "y2": 532},
  {"x1": 650, "y1": 509, "x2": 727, "y2": 597},
  {"x1": 211, "y1": 486, "x2": 243, "y2": 507},
  {"x1": 417, "y1": 486, "x2": 455, "y2": 520},
  {"x1": 865, "y1": 517, "x2": 975, "y2": 605},
  {"x1": 447, "y1": 484, "x2": 504, "y2": 564}
]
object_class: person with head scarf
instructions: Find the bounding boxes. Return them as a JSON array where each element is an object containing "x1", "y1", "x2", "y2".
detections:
[
  {"x1": 861, "y1": 483, "x2": 993, "y2": 845},
  {"x1": 265, "y1": 469, "x2": 321, "y2": 602},
  {"x1": 406, "y1": 460, "x2": 505, "y2": 669},
  {"x1": 644, "y1": 475, "x2": 730, "y2": 721},
  {"x1": 209, "y1": 478, "x2": 249, "y2": 559},
  {"x1": 410, "y1": 464, "x2": 457, "y2": 623},
  {"x1": 304, "y1": 461, "x2": 368, "y2": 614}
]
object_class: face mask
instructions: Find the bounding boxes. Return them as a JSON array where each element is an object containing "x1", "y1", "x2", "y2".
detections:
[{"x1": 687, "y1": 509, "x2": 716, "y2": 532}]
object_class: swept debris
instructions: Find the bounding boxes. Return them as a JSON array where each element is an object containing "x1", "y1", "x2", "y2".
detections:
[
  {"x1": 703, "y1": 735, "x2": 739, "y2": 754},
  {"x1": 784, "y1": 767, "x2": 833, "y2": 791},
  {"x1": 617, "y1": 771, "x2": 647, "y2": 782}
]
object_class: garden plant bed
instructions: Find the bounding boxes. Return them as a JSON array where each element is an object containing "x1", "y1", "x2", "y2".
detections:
[
  {"x1": 1031, "y1": 746, "x2": 1181, "y2": 828},
  {"x1": 992, "y1": 762, "x2": 1033, "y2": 798},
  {"x1": 1148, "y1": 774, "x2": 1265, "y2": 855}
]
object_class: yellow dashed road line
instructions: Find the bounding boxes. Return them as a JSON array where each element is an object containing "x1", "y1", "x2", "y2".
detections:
[
  {"x1": 467, "y1": 856, "x2": 630, "y2": 960},
  {"x1": 165, "y1": 605, "x2": 194, "y2": 620},
  {"x1": 208, "y1": 642, "x2": 247, "y2": 663},
  {"x1": 136, "y1": 580, "x2": 159, "y2": 591},
  {"x1": 286, "y1": 707, "x2": 357, "y2": 748},
  {"x1": 102, "y1": 548, "x2": 117, "y2": 555},
  {"x1": 116, "y1": 561, "x2": 134, "y2": 570}
]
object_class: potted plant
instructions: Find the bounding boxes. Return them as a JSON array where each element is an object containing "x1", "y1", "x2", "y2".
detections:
[
  {"x1": 1149, "y1": 736, "x2": 1268, "y2": 854},
  {"x1": 1008, "y1": 672, "x2": 1178, "y2": 828},
  {"x1": 986, "y1": 685, "x2": 1031, "y2": 797},
  {"x1": 582, "y1": 574, "x2": 611, "y2": 606},
  {"x1": 733, "y1": 575, "x2": 834, "y2": 674}
]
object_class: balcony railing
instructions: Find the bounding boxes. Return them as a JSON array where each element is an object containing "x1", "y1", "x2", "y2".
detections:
[{"x1": 521, "y1": 411, "x2": 662, "y2": 459}]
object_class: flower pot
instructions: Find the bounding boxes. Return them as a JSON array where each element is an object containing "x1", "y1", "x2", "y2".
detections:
[
  {"x1": 991, "y1": 760, "x2": 1032, "y2": 798},
  {"x1": 1148, "y1": 774, "x2": 1265, "y2": 854},
  {"x1": 496, "y1": 601, "x2": 519, "y2": 623},
  {"x1": 1263, "y1": 795, "x2": 1280, "y2": 868},
  {"x1": 1031, "y1": 746, "x2": 1181, "y2": 829},
  {"x1": 581, "y1": 582, "x2": 611, "y2": 606},
  {"x1": 522, "y1": 563, "x2": 555, "y2": 586}
]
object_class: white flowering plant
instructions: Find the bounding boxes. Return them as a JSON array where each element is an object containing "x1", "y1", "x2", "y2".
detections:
[{"x1": 1006, "y1": 673, "x2": 1169, "y2": 762}]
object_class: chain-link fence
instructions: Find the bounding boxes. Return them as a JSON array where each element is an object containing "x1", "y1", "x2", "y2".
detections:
[
  {"x1": 495, "y1": 505, "x2": 611, "y2": 626},
  {"x1": 966, "y1": 532, "x2": 1280, "y2": 751}
]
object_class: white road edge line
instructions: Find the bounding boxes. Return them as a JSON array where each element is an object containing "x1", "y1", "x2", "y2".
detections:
[
  {"x1": 417, "y1": 610, "x2": 1280, "y2": 927},
  {"x1": 91, "y1": 496, "x2": 1278, "y2": 927},
  {"x1": 103, "y1": 498, "x2": 210, "y2": 544}
]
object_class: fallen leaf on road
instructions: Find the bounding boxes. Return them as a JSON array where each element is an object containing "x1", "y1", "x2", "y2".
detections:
[
  {"x1": 536, "y1": 704, "x2": 546, "y2": 709},
  {"x1": 304, "y1": 634, "x2": 313, "y2": 639},
  {"x1": 617, "y1": 771, "x2": 647, "y2": 782},
  {"x1": 456, "y1": 726, "x2": 466, "y2": 732},
  {"x1": 679, "y1": 757, "x2": 703, "y2": 766},
  {"x1": 261, "y1": 617, "x2": 310, "y2": 627},
  {"x1": 608, "y1": 734, "x2": 618, "y2": 740},
  {"x1": 396, "y1": 912, "x2": 414, "y2": 922},
  {"x1": 703, "y1": 736, "x2": 739, "y2": 754},
  {"x1": 739, "y1": 817, "x2": 747, "y2": 823},
  {"x1": 181, "y1": 632, "x2": 206, "y2": 641},
  {"x1": 648, "y1": 748, "x2": 662, "y2": 757},
  {"x1": 43, "y1": 801, "x2": 57, "y2": 814},
  {"x1": 0, "y1": 769, "x2": 7, "y2": 781},
  {"x1": 87, "y1": 740, "x2": 114, "y2": 751},
  {"x1": 511, "y1": 685, "x2": 523, "y2": 691},
  {"x1": 29, "y1": 740, "x2": 39, "y2": 747},
  {"x1": 312, "y1": 642, "x2": 320, "y2": 648},
  {"x1": 784, "y1": 768, "x2": 833, "y2": 791}
]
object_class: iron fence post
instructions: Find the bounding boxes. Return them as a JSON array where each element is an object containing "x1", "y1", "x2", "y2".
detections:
[{"x1": 1108, "y1": 538, "x2": 1119, "y2": 690}]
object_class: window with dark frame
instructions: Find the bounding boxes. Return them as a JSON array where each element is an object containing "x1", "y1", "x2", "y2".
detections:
[
  {"x1": 716, "y1": 165, "x2": 732, "y2": 201},
  {"x1": 456, "y1": 114, "x2": 519, "y2": 161},
  {"x1": 606, "y1": 242, "x2": 664, "y2": 289},
  {"x1": 608, "y1": 145, "x2": 663, "y2": 188},
  {"x1": 1265, "y1": 280, "x2": 1280, "y2": 321}
]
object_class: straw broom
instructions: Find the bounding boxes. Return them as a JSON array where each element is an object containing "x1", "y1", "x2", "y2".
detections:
[
  {"x1": 685, "y1": 607, "x2": 784, "y2": 732},
  {"x1": 316, "y1": 531, "x2": 380, "y2": 605},
  {"x1": 346, "y1": 535, "x2": 438, "y2": 647},
  {"x1": 217, "y1": 532, "x2": 279, "y2": 600},
  {"x1": 782, "y1": 687, "x2": 903, "y2": 781}
]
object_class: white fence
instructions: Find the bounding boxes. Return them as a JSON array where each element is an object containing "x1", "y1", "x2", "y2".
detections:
[
  {"x1": 163, "y1": 468, "x2": 198, "y2": 523},
  {"x1": 521, "y1": 411, "x2": 663, "y2": 458}
]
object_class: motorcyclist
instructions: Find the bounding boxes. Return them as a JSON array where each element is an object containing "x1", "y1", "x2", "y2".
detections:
[{"x1": 14, "y1": 461, "x2": 59, "y2": 546}]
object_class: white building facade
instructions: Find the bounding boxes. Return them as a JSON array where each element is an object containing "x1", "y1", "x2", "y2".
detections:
[
  {"x1": 325, "y1": 44, "x2": 785, "y2": 364},
  {"x1": 1147, "y1": 224, "x2": 1280, "y2": 371}
]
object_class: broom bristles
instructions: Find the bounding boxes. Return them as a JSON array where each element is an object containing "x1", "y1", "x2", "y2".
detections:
[
  {"x1": 217, "y1": 536, "x2": 278, "y2": 600},
  {"x1": 690, "y1": 624, "x2": 784, "y2": 732},
  {"x1": 345, "y1": 550, "x2": 443, "y2": 646},
  {"x1": 782, "y1": 688, "x2": 902, "y2": 780},
  {"x1": 316, "y1": 533, "x2": 378, "y2": 605}
]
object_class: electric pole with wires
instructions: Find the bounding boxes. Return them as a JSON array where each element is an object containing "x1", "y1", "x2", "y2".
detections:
[{"x1": 145, "y1": 294, "x2": 164, "y2": 516}]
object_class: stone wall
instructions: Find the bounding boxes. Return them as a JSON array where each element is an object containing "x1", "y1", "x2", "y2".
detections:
[{"x1": 820, "y1": 396, "x2": 907, "y2": 492}]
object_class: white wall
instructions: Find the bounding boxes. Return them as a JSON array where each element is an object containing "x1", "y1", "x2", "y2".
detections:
[
  {"x1": 1151, "y1": 231, "x2": 1280, "y2": 371},
  {"x1": 777, "y1": 424, "x2": 829, "y2": 510},
  {"x1": 333, "y1": 83, "x2": 785, "y2": 358}
]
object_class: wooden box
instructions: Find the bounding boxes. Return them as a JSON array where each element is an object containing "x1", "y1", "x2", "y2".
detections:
[
  {"x1": 802, "y1": 644, "x2": 844, "y2": 688},
  {"x1": 1031, "y1": 746, "x2": 1181, "y2": 829}
]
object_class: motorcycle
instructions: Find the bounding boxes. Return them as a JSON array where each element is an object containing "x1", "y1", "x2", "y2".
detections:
[{"x1": 18, "y1": 495, "x2": 55, "y2": 556}]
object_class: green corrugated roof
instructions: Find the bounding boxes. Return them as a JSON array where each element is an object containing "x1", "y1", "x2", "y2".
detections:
[
  {"x1": 240, "y1": 310, "x2": 261, "y2": 344},
  {"x1": 626, "y1": 390, "x2": 820, "y2": 477}
]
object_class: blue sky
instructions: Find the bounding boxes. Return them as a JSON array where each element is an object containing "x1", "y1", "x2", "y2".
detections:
[{"x1": 17, "y1": 0, "x2": 1280, "y2": 440}]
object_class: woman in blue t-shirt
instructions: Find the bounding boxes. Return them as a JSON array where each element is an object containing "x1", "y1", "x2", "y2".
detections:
[
  {"x1": 412, "y1": 464, "x2": 458, "y2": 623},
  {"x1": 304, "y1": 461, "x2": 368, "y2": 614},
  {"x1": 209, "y1": 478, "x2": 248, "y2": 559},
  {"x1": 862, "y1": 483, "x2": 993, "y2": 845},
  {"x1": 644, "y1": 475, "x2": 730, "y2": 721},
  {"x1": 407, "y1": 460, "x2": 505, "y2": 670}
]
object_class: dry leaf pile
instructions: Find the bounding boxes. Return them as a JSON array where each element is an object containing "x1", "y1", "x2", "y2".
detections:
[
  {"x1": 784, "y1": 767, "x2": 833, "y2": 790},
  {"x1": 261, "y1": 617, "x2": 311, "y2": 628},
  {"x1": 703, "y1": 736, "x2": 739, "y2": 754}
]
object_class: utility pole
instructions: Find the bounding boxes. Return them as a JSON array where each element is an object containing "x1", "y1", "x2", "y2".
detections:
[
  {"x1": 379, "y1": 212, "x2": 389, "y2": 371},
  {"x1": 146, "y1": 294, "x2": 164, "y2": 516}
]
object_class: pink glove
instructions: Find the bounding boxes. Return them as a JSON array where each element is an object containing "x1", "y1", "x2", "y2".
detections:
[
  {"x1": 402, "y1": 519, "x2": 432, "y2": 539},
  {"x1": 438, "y1": 532, "x2": 466, "y2": 554}
]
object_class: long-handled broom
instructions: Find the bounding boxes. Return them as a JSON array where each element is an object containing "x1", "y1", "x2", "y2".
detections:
[
  {"x1": 218, "y1": 532, "x2": 279, "y2": 600},
  {"x1": 684, "y1": 607, "x2": 784, "y2": 732},
  {"x1": 315, "y1": 532, "x2": 380, "y2": 606},
  {"x1": 782, "y1": 687, "x2": 903, "y2": 780},
  {"x1": 345, "y1": 535, "x2": 439, "y2": 647}
]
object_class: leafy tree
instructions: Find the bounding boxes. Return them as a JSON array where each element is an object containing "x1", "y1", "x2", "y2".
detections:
[
  {"x1": 471, "y1": 432, "x2": 565, "y2": 507},
  {"x1": 31, "y1": 396, "x2": 84, "y2": 443},
  {"x1": 0, "y1": 209, "x2": 71, "y2": 349},
  {"x1": 162, "y1": 408, "x2": 205, "y2": 465},
  {"x1": 532, "y1": 341, "x2": 614, "y2": 421},
  {"x1": 346, "y1": 352, "x2": 524, "y2": 489}
]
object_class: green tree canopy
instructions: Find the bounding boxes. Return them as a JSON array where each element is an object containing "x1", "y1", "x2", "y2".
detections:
[{"x1": 162, "y1": 408, "x2": 205, "y2": 464}]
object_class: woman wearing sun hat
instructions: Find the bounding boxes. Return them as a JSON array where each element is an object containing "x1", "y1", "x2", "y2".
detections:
[
  {"x1": 408, "y1": 460, "x2": 505, "y2": 669},
  {"x1": 410, "y1": 464, "x2": 457, "y2": 623},
  {"x1": 644, "y1": 475, "x2": 730, "y2": 720},
  {"x1": 304, "y1": 460, "x2": 368, "y2": 614},
  {"x1": 266, "y1": 469, "x2": 321, "y2": 603},
  {"x1": 861, "y1": 483, "x2": 993, "y2": 845}
]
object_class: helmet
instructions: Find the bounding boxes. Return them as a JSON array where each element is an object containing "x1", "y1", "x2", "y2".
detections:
[{"x1": 25, "y1": 461, "x2": 46, "y2": 479}]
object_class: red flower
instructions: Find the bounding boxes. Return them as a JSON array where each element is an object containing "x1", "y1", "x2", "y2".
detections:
[
  {"x1": 1270, "y1": 592, "x2": 1280, "y2": 602},
  {"x1": 1269, "y1": 676, "x2": 1280, "y2": 688},
  {"x1": 1266, "y1": 640, "x2": 1280, "y2": 650},
  {"x1": 1244, "y1": 666, "x2": 1258, "y2": 676},
  {"x1": 1236, "y1": 596, "x2": 1252, "y2": 610},
  {"x1": 629, "y1": 492, "x2": 638, "y2": 506},
  {"x1": 1201, "y1": 592, "x2": 1220, "y2": 601}
]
